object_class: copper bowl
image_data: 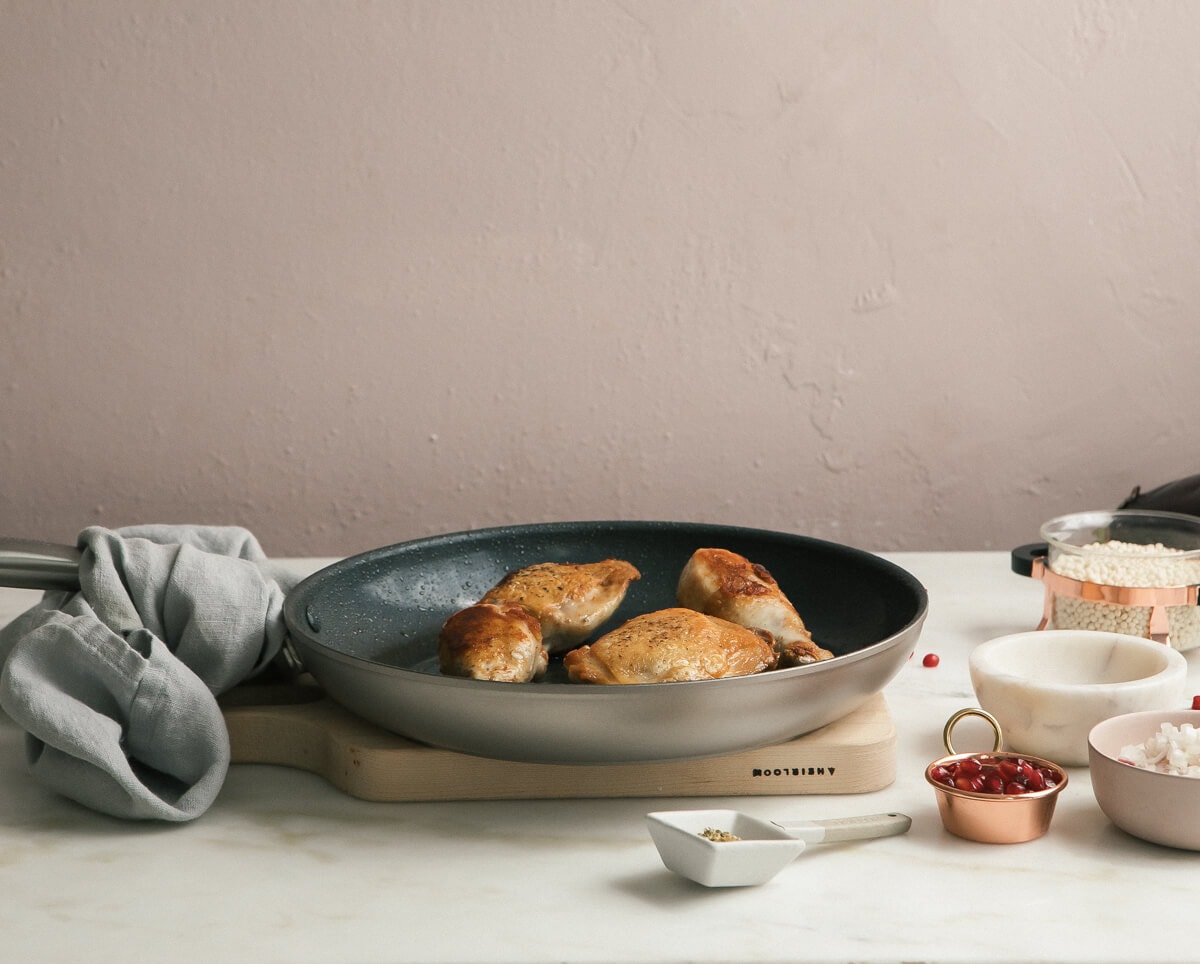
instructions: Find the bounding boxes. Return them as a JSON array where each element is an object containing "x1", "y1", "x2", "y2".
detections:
[
  {"x1": 925, "y1": 708, "x2": 1068, "y2": 844},
  {"x1": 926, "y1": 752, "x2": 1068, "y2": 843}
]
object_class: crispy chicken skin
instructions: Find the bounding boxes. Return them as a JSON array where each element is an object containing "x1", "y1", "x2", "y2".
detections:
[
  {"x1": 481, "y1": 559, "x2": 641, "y2": 654},
  {"x1": 676, "y1": 548, "x2": 834, "y2": 666},
  {"x1": 562, "y1": 608, "x2": 778, "y2": 684},
  {"x1": 438, "y1": 601, "x2": 548, "y2": 683}
]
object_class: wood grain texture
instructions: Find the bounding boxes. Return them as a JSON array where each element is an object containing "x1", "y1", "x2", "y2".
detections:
[{"x1": 221, "y1": 681, "x2": 895, "y2": 801}]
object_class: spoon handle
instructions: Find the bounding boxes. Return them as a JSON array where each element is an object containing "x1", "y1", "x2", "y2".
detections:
[{"x1": 774, "y1": 812, "x2": 911, "y2": 844}]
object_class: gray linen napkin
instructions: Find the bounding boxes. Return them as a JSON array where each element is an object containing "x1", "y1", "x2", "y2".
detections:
[{"x1": 0, "y1": 525, "x2": 299, "y2": 821}]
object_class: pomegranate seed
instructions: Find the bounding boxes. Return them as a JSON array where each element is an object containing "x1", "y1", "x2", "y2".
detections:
[
  {"x1": 934, "y1": 754, "x2": 1063, "y2": 797},
  {"x1": 922, "y1": 653, "x2": 940, "y2": 667},
  {"x1": 1192, "y1": 695, "x2": 1200, "y2": 710},
  {"x1": 982, "y1": 773, "x2": 1005, "y2": 793},
  {"x1": 957, "y1": 757, "x2": 983, "y2": 777}
]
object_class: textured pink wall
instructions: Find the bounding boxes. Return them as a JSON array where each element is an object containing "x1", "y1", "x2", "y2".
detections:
[{"x1": 3, "y1": 2, "x2": 1199, "y2": 557}]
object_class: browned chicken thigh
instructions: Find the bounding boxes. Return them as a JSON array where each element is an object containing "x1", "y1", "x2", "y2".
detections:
[
  {"x1": 676, "y1": 548, "x2": 834, "y2": 666},
  {"x1": 438, "y1": 601, "x2": 548, "y2": 683},
  {"x1": 563, "y1": 607, "x2": 778, "y2": 684},
  {"x1": 481, "y1": 559, "x2": 641, "y2": 654}
]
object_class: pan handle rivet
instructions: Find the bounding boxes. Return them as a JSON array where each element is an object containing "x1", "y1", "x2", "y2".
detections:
[
  {"x1": 942, "y1": 707, "x2": 1004, "y2": 755},
  {"x1": 305, "y1": 604, "x2": 322, "y2": 633}
]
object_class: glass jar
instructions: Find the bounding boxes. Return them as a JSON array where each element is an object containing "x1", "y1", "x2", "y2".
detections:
[{"x1": 1038, "y1": 510, "x2": 1200, "y2": 650}]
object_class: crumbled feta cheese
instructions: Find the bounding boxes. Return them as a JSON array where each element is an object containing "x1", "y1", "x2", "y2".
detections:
[{"x1": 1119, "y1": 722, "x2": 1200, "y2": 777}]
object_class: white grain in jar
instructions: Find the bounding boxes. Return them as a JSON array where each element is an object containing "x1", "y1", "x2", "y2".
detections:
[{"x1": 1048, "y1": 540, "x2": 1200, "y2": 651}]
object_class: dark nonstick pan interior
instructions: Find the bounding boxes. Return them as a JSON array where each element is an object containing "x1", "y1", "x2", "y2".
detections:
[{"x1": 283, "y1": 520, "x2": 928, "y2": 764}]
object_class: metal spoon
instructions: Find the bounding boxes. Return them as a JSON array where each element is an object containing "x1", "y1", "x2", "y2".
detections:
[{"x1": 646, "y1": 808, "x2": 911, "y2": 887}]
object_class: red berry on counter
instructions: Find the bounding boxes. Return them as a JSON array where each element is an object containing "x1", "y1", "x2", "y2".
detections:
[
  {"x1": 1192, "y1": 695, "x2": 1200, "y2": 710},
  {"x1": 922, "y1": 653, "x2": 940, "y2": 667}
]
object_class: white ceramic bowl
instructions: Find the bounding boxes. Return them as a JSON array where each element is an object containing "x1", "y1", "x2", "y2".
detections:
[
  {"x1": 969, "y1": 630, "x2": 1188, "y2": 766},
  {"x1": 1088, "y1": 710, "x2": 1200, "y2": 850}
]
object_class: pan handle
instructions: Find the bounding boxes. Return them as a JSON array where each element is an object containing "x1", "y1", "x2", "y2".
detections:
[
  {"x1": 1010, "y1": 543, "x2": 1048, "y2": 578},
  {"x1": 0, "y1": 536, "x2": 308, "y2": 679},
  {"x1": 0, "y1": 538, "x2": 82, "y2": 592}
]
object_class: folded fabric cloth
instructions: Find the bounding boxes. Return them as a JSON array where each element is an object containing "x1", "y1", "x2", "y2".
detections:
[{"x1": 0, "y1": 525, "x2": 300, "y2": 821}]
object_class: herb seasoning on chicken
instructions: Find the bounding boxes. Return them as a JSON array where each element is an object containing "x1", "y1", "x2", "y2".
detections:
[
  {"x1": 563, "y1": 607, "x2": 778, "y2": 684},
  {"x1": 481, "y1": 559, "x2": 641, "y2": 654}
]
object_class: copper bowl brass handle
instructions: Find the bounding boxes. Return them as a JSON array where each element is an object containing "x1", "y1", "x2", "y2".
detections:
[{"x1": 942, "y1": 707, "x2": 1004, "y2": 756}]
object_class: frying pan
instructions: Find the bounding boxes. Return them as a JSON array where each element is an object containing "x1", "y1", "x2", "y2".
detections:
[
  {"x1": 281, "y1": 521, "x2": 927, "y2": 764},
  {"x1": 0, "y1": 522, "x2": 928, "y2": 765}
]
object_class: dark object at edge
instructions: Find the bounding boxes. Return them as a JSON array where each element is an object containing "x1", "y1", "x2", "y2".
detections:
[{"x1": 1119, "y1": 473, "x2": 1200, "y2": 518}]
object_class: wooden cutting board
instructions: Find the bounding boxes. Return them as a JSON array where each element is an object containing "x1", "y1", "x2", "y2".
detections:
[{"x1": 219, "y1": 680, "x2": 896, "y2": 802}]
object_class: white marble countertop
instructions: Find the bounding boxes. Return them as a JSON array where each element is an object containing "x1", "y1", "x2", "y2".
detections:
[{"x1": 1, "y1": 551, "x2": 1197, "y2": 963}]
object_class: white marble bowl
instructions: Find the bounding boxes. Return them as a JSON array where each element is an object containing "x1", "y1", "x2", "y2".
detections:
[
  {"x1": 968, "y1": 630, "x2": 1188, "y2": 766},
  {"x1": 1088, "y1": 710, "x2": 1200, "y2": 850}
]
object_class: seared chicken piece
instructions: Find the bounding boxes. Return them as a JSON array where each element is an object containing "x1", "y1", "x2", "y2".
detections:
[
  {"x1": 438, "y1": 601, "x2": 548, "y2": 683},
  {"x1": 563, "y1": 608, "x2": 778, "y2": 684},
  {"x1": 481, "y1": 559, "x2": 641, "y2": 654},
  {"x1": 676, "y1": 548, "x2": 834, "y2": 666}
]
